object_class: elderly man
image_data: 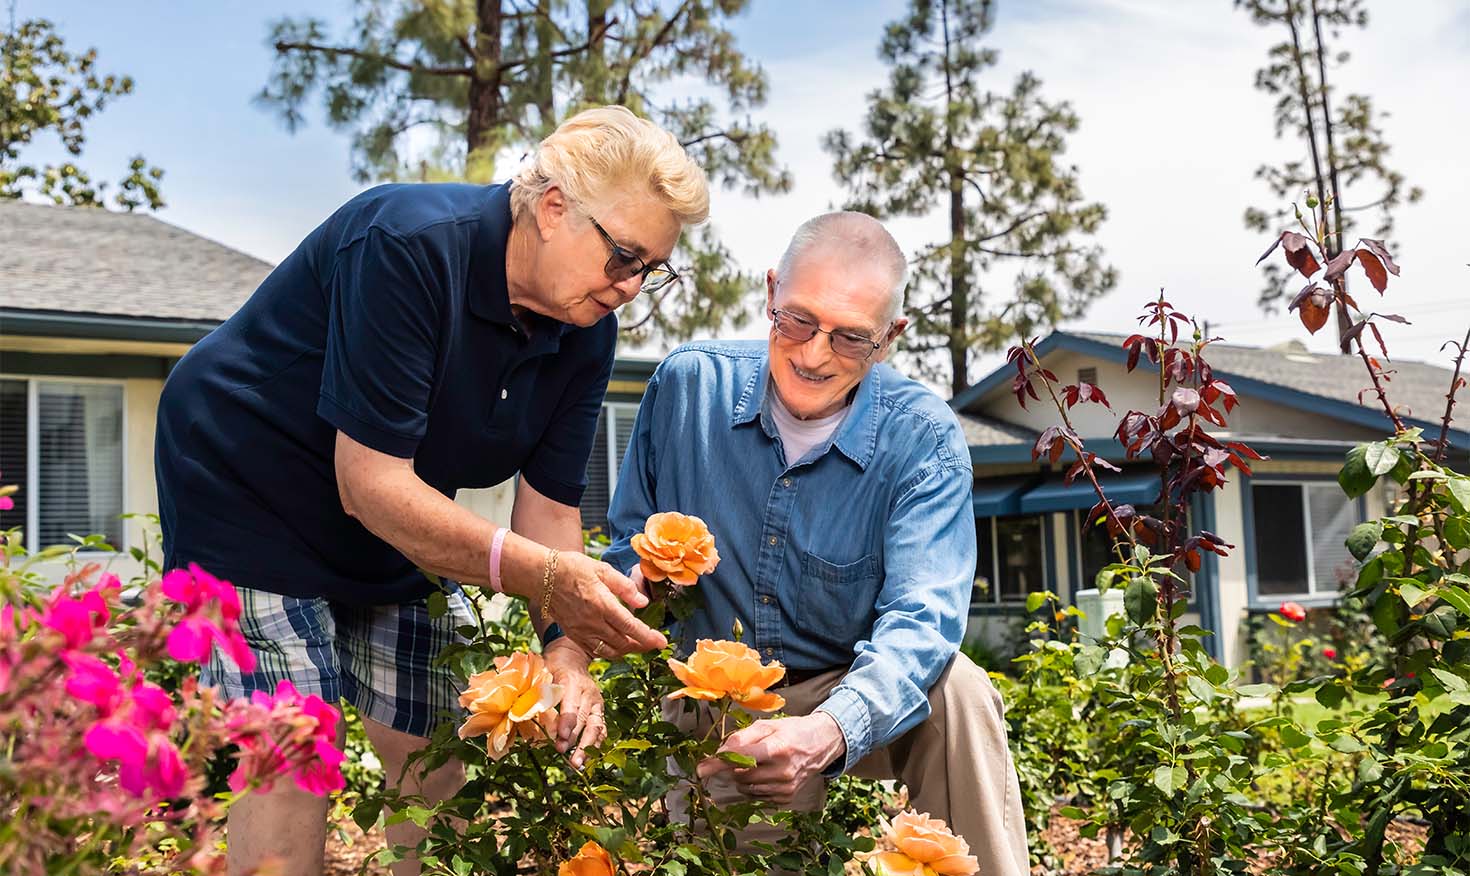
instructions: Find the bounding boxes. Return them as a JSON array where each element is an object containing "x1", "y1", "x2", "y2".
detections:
[{"x1": 599, "y1": 212, "x2": 1029, "y2": 875}]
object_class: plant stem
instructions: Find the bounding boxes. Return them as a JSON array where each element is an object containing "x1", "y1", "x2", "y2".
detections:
[{"x1": 1433, "y1": 325, "x2": 1470, "y2": 463}]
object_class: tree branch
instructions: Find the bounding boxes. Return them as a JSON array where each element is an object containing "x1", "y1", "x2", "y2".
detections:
[
  {"x1": 273, "y1": 40, "x2": 472, "y2": 77},
  {"x1": 1433, "y1": 325, "x2": 1470, "y2": 462}
]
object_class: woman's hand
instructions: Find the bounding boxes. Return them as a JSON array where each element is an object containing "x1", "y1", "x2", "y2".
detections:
[
  {"x1": 543, "y1": 637, "x2": 606, "y2": 768},
  {"x1": 548, "y1": 551, "x2": 667, "y2": 658}
]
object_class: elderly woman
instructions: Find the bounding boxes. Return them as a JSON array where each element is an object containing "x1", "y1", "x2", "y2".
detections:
[{"x1": 154, "y1": 106, "x2": 708, "y2": 876}]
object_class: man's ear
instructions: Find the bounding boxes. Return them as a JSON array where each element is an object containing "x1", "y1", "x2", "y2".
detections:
[
  {"x1": 535, "y1": 186, "x2": 572, "y2": 242},
  {"x1": 875, "y1": 318, "x2": 909, "y2": 363},
  {"x1": 765, "y1": 269, "x2": 778, "y2": 315}
]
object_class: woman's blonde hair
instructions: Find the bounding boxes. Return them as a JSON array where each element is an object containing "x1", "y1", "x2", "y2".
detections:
[{"x1": 511, "y1": 105, "x2": 709, "y2": 226}]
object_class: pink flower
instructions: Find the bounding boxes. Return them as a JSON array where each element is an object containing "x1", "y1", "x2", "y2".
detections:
[
  {"x1": 64, "y1": 652, "x2": 125, "y2": 715},
  {"x1": 40, "y1": 577, "x2": 118, "y2": 650},
  {"x1": 226, "y1": 680, "x2": 344, "y2": 796},
  {"x1": 1279, "y1": 601, "x2": 1307, "y2": 623},
  {"x1": 1323, "y1": 647, "x2": 1338, "y2": 660},
  {"x1": 0, "y1": 496, "x2": 12, "y2": 511},
  {"x1": 161, "y1": 564, "x2": 255, "y2": 672}
]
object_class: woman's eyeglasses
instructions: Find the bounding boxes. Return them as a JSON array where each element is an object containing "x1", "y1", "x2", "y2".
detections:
[{"x1": 589, "y1": 217, "x2": 679, "y2": 293}]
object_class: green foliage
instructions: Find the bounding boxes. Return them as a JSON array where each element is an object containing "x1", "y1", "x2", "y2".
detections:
[
  {"x1": 0, "y1": 18, "x2": 164, "y2": 210},
  {"x1": 1237, "y1": 0, "x2": 1421, "y2": 314},
  {"x1": 823, "y1": 0, "x2": 1116, "y2": 395},
  {"x1": 256, "y1": 0, "x2": 791, "y2": 345}
]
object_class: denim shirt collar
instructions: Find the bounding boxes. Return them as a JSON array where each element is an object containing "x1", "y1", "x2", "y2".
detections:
[{"x1": 729, "y1": 355, "x2": 881, "y2": 471}]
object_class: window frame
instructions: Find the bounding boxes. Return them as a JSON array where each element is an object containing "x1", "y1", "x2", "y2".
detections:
[
  {"x1": 580, "y1": 400, "x2": 641, "y2": 532},
  {"x1": 1247, "y1": 477, "x2": 1365, "y2": 606},
  {"x1": 0, "y1": 373, "x2": 129, "y2": 554},
  {"x1": 972, "y1": 514, "x2": 1050, "y2": 606}
]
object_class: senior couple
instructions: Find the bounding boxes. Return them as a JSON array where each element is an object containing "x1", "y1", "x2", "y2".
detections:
[{"x1": 156, "y1": 106, "x2": 1028, "y2": 876}]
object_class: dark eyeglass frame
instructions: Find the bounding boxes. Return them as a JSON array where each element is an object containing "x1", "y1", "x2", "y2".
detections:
[
  {"x1": 769, "y1": 308, "x2": 888, "y2": 361},
  {"x1": 588, "y1": 216, "x2": 679, "y2": 293}
]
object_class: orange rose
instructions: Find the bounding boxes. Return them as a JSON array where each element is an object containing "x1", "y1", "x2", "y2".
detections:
[
  {"x1": 861, "y1": 811, "x2": 979, "y2": 876},
  {"x1": 631, "y1": 511, "x2": 720, "y2": 586},
  {"x1": 558, "y1": 840, "x2": 614, "y2": 876},
  {"x1": 667, "y1": 639, "x2": 786, "y2": 713},
  {"x1": 457, "y1": 651, "x2": 561, "y2": 759}
]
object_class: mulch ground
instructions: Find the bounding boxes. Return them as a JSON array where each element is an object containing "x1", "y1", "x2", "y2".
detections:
[{"x1": 320, "y1": 805, "x2": 1429, "y2": 875}]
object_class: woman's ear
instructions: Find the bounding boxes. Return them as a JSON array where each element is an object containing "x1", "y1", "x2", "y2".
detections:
[{"x1": 536, "y1": 186, "x2": 572, "y2": 242}]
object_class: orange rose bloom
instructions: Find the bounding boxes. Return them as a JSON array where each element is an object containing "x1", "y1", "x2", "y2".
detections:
[
  {"x1": 631, "y1": 511, "x2": 720, "y2": 586},
  {"x1": 862, "y1": 811, "x2": 979, "y2": 876},
  {"x1": 457, "y1": 651, "x2": 561, "y2": 759},
  {"x1": 667, "y1": 639, "x2": 786, "y2": 713},
  {"x1": 558, "y1": 841, "x2": 614, "y2": 876}
]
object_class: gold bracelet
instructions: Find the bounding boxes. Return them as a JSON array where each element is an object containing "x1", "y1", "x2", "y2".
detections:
[{"x1": 540, "y1": 548, "x2": 560, "y2": 623}]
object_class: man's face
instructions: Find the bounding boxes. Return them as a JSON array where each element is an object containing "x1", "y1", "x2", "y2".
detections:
[{"x1": 764, "y1": 254, "x2": 907, "y2": 420}]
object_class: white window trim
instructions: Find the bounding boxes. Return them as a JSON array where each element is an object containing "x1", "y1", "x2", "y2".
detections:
[
  {"x1": 975, "y1": 515, "x2": 1049, "y2": 605},
  {"x1": 0, "y1": 374, "x2": 129, "y2": 554},
  {"x1": 1251, "y1": 479, "x2": 1355, "y2": 605},
  {"x1": 600, "y1": 401, "x2": 640, "y2": 499}
]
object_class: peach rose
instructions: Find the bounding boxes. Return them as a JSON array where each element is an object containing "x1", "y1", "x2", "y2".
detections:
[
  {"x1": 666, "y1": 639, "x2": 786, "y2": 713},
  {"x1": 861, "y1": 811, "x2": 979, "y2": 876},
  {"x1": 631, "y1": 511, "x2": 720, "y2": 586},
  {"x1": 457, "y1": 651, "x2": 562, "y2": 759},
  {"x1": 558, "y1": 840, "x2": 614, "y2": 876}
]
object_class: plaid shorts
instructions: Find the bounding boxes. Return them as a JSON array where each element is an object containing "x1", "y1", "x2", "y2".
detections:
[{"x1": 201, "y1": 586, "x2": 477, "y2": 738}]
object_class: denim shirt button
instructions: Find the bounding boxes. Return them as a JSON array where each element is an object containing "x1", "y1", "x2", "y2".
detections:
[
  {"x1": 761, "y1": 595, "x2": 773, "y2": 605},
  {"x1": 767, "y1": 535, "x2": 778, "y2": 546},
  {"x1": 781, "y1": 477, "x2": 792, "y2": 487}
]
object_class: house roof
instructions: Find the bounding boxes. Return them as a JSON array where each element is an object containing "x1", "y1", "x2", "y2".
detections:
[
  {"x1": 957, "y1": 412, "x2": 1038, "y2": 447},
  {"x1": 0, "y1": 200, "x2": 272, "y2": 327},
  {"x1": 951, "y1": 329, "x2": 1469, "y2": 451}
]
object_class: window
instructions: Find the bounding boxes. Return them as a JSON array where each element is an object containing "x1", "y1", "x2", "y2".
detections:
[
  {"x1": 579, "y1": 402, "x2": 639, "y2": 532},
  {"x1": 1251, "y1": 481, "x2": 1360, "y2": 599},
  {"x1": 972, "y1": 515, "x2": 1047, "y2": 605},
  {"x1": 0, "y1": 378, "x2": 125, "y2": 551}
]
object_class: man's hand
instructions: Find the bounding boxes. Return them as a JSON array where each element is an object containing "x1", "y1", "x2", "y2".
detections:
[
  {"x1": 696, "y1": 712, "x2": 847, "y2": 805},
  {"x1": 542, "y1": 637, "x2": 606, "y2": 768}
]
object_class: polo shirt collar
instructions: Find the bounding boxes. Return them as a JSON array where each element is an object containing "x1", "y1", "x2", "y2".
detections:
[{"x1": 729, "y1": 354, "x2": 882, "y2": 471}]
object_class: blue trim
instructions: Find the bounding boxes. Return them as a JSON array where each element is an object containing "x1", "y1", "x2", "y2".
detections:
[
  {"x1": 1020, "y1": 470, "x2": 1160, "y2": 513},
  {"x1": 970, "y1": 436, "x2": 1363, "y2": 466},
  {"x1": 951, "y1": 331, "x2": 1470, "y2": 447},
  {"x1": 0, "y1": 351, "x2": 173, "y2": 379},
  {"x1": 1043, "y1": 514, "x2": 1057, "y2": 594},
  {"x1": 1191, "y1": 491, "x2": 1222, "y2": 661},
  {"x1": 1242, "y1": 474, "x2": 1259, "y2": 608},
  {"x1": 0, "y1": 309, "x2": 222, "y2": 344},
  {"x1": 1065, "y1": 510, "x2": 1080, "y2": 599},
  {"x1": 972, "y1": 477, "x2": 1035, "y2": 517}
]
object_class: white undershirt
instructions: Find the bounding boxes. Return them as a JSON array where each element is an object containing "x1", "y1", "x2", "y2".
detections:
[{"x1": 767, "y1": 382, "x2": 850, "y2": 466}]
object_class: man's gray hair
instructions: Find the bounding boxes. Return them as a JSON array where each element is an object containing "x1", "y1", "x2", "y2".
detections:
[{"x1": 776, "y1": 212, "x2": 908, "y2": 322}]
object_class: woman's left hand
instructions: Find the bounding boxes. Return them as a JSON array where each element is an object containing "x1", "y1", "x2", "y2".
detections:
[{"x1": 543, "y1": 637, "x2": 606, "y2": 768}]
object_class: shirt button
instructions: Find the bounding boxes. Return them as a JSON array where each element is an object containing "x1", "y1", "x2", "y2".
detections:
[
  {"x1": 782, "y1": 477, "x2": 792, "y2": 487},
  {"x1": 768, "y1": 536, "x2": 778, "y2": 546},
  {"x1": 500, "y1": 388, "x2": 508, "y2": 400},
  {"x1": 765, "y1": 648, "x2": 775, "y2": 657},
  {"x1": 761, "y1": 595, "x2": 773, "y2": 605}
]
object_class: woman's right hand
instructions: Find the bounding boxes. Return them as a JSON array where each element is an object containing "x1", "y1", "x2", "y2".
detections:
[{"x1": 548, "y1": 550, "x2": 667, "y2": 658}]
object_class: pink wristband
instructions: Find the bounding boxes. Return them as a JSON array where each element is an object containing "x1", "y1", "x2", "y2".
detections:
[{"x1": 488, "y1": 528, "x2": 509, "y2": 594}]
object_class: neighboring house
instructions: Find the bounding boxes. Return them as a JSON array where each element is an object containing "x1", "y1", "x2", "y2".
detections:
[
  {"x1": 0, "y1": 201, "x2": 656, "y2": 578},
  {"x1": 949, "y1": 330, "x2": 1469, "y2": 667}
]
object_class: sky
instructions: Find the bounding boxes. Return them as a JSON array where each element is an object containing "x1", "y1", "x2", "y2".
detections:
[{"x1": 16, "y1": 0, "x2": 1470, "y2": 388}]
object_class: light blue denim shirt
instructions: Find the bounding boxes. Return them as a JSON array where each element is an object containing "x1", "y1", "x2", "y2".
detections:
[{"x1": 601, "y1": 341, "x2": 976, "y2": 774}]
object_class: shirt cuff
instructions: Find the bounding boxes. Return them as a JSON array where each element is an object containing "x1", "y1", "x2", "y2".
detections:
[
  {"x1": 316, "y1": 393, "x2": 421, "y2": 459},
  {"x1": 814, "y1": 686, "x2": 872, "y2": 777}
]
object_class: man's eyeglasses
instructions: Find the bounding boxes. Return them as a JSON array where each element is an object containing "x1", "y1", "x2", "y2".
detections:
[
  {"x1": 589, "y1": 216, "x2": 679, "y2": 293},
  {"x1": 769, "y1": 308, "x2": 885, "y2": 360}
]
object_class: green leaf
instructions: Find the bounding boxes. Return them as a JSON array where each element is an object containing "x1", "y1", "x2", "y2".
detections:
[
  {"x1": 1439, "y1": 585, "x2": 1470, "y2": 618},
  {"x1": 1316, "y1": 683, "x2": 1347, "y2": 709},
  {"x1": 1339, "y1": 444, "x2": 1377, "y2": 498},
  {"x1": 1186, "y1": 674, "x2": 1217, "y2": 703},
  {"x1": 1236, "y1": 683, "x2": 1277, "y2": 698},
  {"x1": 1429, "y1": 667, "x2": 1469, "y2": 693},
  {"x1": 1399, "y1": 579, "x2": 1431, "y2": 608},
  {"x1": 1373, "y1": 590, "x2": 1402, "y2": 636},
  {"x1": 1125, "y1": 576, "x2": 1158, "y2": 626},
  {"x1": 1328, "y1": 735, "x2": 1365, "y2": 753},
  {"x1": 1345, "y1": 522, "x2": 1384, "y2": 561},
  {"x1": 718, "y1": 751, "x2": 757, "y2": 768},
  {"x1": 1025, "y1": 591, "x2": 1049, "y2": 613},
  {"x1": 426, "y1": 590, "x2": 448, "y2": 619},
  {"x1": 1365, "y1": 442, "x2": 1401, "y2": 476},
  {"x1": 1446, "y1": 476, "x2": 1470, "y2": 513},
  {"x1": 1152, "y1": 765, "x2": 1185, "y2": 796},
  {"x1": 353, "y1": 797, "x2": 384, "y2": 832},
  {"x1": 1357, "y1": 757, "x2": 1383, "y2": 784},
  {"x1": 1280, "y1": 723, "x2": 1312, "y2": 748}
]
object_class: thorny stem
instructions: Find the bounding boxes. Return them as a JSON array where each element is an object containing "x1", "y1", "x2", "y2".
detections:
[{"x1": 1433, "y1": 325, "x2": 1470, "y2": 463}]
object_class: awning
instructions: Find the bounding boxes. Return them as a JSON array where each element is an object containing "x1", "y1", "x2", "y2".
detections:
[
  {"x1": 972, "y1": 477, "x2": 1035, "y2": 517},
  {"x1": 1019, "y1": 471, "x2": 1160, "y2": 514}
]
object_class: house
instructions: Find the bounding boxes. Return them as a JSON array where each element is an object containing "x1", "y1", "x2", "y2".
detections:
[
  {"x1": 949, "y1": 330, "x2": 1468, "y2": 666},
  {"x1": 0, "y1": 200, "x2": 655, "y2": 579}
]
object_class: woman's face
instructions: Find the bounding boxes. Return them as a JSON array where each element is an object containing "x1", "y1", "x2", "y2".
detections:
[{"x1": 532, "y1": 186, "x2": 682, "y2": 327}]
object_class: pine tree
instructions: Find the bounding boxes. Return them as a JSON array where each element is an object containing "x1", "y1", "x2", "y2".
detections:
[
  {"x1": 1238, "y1": 0, "x2": 1421, "y2": 345},
  {"x1": 824, "y1": 0, "x2": 1115, "y2": 396},
  {"x1": 256, "y1": 0, "x2": 790, "y2": 343}
]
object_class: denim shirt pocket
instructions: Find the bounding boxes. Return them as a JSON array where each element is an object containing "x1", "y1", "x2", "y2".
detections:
[{"x1": 797, "y1": 551, "x2": 881, "y2": 650}]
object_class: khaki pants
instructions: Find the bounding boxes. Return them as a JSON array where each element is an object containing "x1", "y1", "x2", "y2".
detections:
[{"x1": 665, "y1": 655, "x2": 1030, "y2": 876}]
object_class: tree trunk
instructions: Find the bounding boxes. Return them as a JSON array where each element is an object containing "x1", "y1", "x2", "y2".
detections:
[
  {"x1": 467, "y1": 0, "x2": 504, "y2": 154},
  {"x1": 1309, "y1": 0, "x2": 1352, "y2": 354},
  {"x1": 940, "y1": 0, "x2": 969, "y2": 397}
]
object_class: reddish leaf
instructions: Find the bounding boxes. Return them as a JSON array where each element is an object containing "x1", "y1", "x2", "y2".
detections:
[
  {"x1": 1281, "y1": 232, "x2": 1321, "y2": 278},
  {"x1": 1256, "y1": 233, "x2": 1285, "y2": 265},
  {"x1": 1322, "y1": 249, "x2": 1358, "y2": 284},
  {"x1": 1202, "y1": 379, "x2": 1238, "y2": 413},
  {"x1": 1289, "y1": 283, "x2": 1332, "y2": 334},
  {"x1": 1356, "y1": 250, "x2": 1389, "y2": 293},
  {"x1": 1358, "y1": 239, "x2": 1400, "y2": 276},
  {"x1": 1376, "y1": 313, "x2": 1411, "y2": 324}
]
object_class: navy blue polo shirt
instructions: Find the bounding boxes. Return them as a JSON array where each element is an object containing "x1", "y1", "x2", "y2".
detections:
[{"x1": 155, "y1": 181, "x2": 616, "y2": 605}]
